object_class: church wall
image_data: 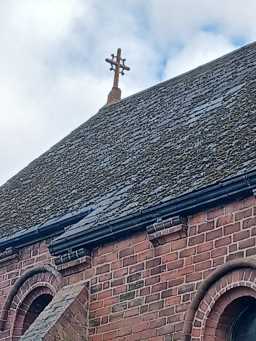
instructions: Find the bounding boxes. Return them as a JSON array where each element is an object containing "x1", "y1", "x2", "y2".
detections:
[
  {"x1": 0, "y1": 240, "x2": 54, "y2": 340},
  {"x1": 78, "y1": 195, "x2": 256, "y2": 341},
  {"x1": 0, "y1": 195, "x2": 256, "y2": 340}
]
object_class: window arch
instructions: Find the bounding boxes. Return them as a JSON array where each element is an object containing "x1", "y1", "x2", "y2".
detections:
[
  {"x1": 12, "y1": 286, "x2": 54, "y2": 338},
  {"x1": 204, "y1": 287, "x2": 256, "y2": 341},
  {"x1": 0, "y1": 265, "x2": 62, "y2": 339},
  {"x1": 184, "y1": 258, "x2": 256, "y2": 341}
]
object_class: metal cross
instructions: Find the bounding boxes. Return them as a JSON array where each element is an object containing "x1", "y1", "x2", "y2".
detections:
[{"x1": 105, "y1": 48, "x2": 130, "y2": 89}]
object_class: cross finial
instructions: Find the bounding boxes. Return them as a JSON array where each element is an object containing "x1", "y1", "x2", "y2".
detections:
[{"x1": 105, "y1": 48, "x2": 130, "y2": 105}]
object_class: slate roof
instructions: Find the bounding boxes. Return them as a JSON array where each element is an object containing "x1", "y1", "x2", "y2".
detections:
[{"x1": 1, "y1": 42, "x2": 256, "y2": 239}]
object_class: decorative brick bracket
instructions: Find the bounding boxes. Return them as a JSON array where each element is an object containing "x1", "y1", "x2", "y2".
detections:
[
  {"x1": 146, "y1": 216, "x2": 187, "y2": 246},
  {"x1": 54, "y1": 247, "x2": 91, "y2": 275},
  {"x1": 0, "y1": 247, "x2": 18, "y2": 265}
]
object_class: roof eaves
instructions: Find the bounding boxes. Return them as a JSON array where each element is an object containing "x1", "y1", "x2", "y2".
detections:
[
  {"x1": 49, "y1": 169, "x2": 256, "y2": 256},
  {"x1": 0, "y1": 208, "x2": 93, "y2": 251}
]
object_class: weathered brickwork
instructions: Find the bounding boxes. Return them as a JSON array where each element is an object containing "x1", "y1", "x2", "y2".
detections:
[
  {"x1": 0, "y1": 244, "x2": 51, "y2": 308},
  {"x1": 0, "y1": 195, "x2": 256, "y2": 340},
  {"x1": 0, "y1": 242, "x2": 56, "y2": 341}
]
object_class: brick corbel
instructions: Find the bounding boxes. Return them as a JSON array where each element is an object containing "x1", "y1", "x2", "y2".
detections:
[
  {"x1": 54, "y1": 248, "x2": 91, "y2": 275},
  {"x1": 147, "y1": 216, "x2": 187, "y2": 246},
  {"x1": 0, "y1": 247, "x2": 18, "y2": 265}
]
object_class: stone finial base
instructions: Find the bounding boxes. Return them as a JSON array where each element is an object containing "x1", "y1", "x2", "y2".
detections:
[{"x1": 107, "y1": 87, "x2": 121, "y2": 105}]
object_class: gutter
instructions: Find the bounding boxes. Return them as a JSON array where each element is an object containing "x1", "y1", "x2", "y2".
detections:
[
  {"x1": 49, "y1": 169, "x2": 256, "y2": 256},
  {"x1": 0, "y1": 209, "x2": 92, "y2": 252}
]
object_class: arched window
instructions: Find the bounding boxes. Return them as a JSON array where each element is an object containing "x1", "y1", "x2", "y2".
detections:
[
  {"x1": 13, "y1": 286, "x2": 54, "y2": 338},
  {"x1": 207, "y1": 291, "x2": 256, "y2": 341},
  {"x1": 22, "y1": 293, "x2": 53, "y2": 334},
  {"x1": 185, "y1": 261, "x2": 256, "y2": 341},
  {"x1": 0, "y1": 265, "x2": 63, "y2": 339},
  {"x1": 230, "y1": 298, "x2": 256, "y2": 341}
]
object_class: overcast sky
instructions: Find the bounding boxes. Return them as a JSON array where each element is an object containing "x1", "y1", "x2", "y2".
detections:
[{"x1": 0, "y1": 0, "x2": 255, "y2": 185}]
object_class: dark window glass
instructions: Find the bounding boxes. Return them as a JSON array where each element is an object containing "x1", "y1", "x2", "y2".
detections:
[
  {"x1": 22, "y1": 294, "x2": 52, "y2": 334},
  {"x1": 231, "y1": 305, "x2": 256, "y2": 341}
]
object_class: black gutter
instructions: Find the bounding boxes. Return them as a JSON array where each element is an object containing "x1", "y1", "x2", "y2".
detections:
[
  {"x1": 0, "y1": 209, "x2": 92, "y2": 252},
  {"x1": 49, "y1": 170, "x2": 256, "y2": 255}
]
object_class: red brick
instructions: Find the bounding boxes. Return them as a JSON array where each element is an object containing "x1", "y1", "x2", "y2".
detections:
[
  {"x1": 196, "y1": 241, "x2": 213, "y2": 253},
  {"x1": 193, "y1": 252, "x2": 210, "y2": 264},
  {"x1": 161, "y1": 288, "x2": 177, "y2": 299},
  {"x1": 223, "y1": 222, "x2": 240, "y2": 235},
  {"x1": 211, "y1": 247, "x2": 227, "y2": 258},
  {"x1": 119, "y1": 247, "x2": 134, "y2": 259},
  {"x1": 123, "y1": 255, "x2": 137, "y2": 267},
  {"x1": 242, "y1": 217, "x2": 256, "y2": 229},
  {"x1": 96, "y1": 264, "x2": 110, "y2": 275},
  {"x1": 145, "y1": 276, "x2": 160, "y2": 286},
  {"x1": 129, "y1": 262, "x2": 144, "y2": 274},
  {"x1": 198, "y1": 221, "x2": 214, "y2": 233},
  {"x1": 233, "y1": 230, "x2": 250, "y2": 242},
  {"x1": 238, "y1": 238, "x2": 255, "y2": 249},
  {"x1": 234, "y1": 208, "x2": 252, "y2": 221},
  {"x1": 152, "y1": 282, "x2": 167, "y2": 293},
  {"x1": 186, "y1": 272, "x2": 202, "y2": 283},
  {"x1": 188, "y1": 234, "x2": 204, "y2": 246},
  {"x1": 146, "y1": 258, "x2": 161, "y2": 269},
  {"x1": 206, "y1": 228, "x2": 223, "y2": 241},
  {"x1": 155, "y1": 244, "x2": 170, "y2": 256},
  {"x1": 215, "y1": 236, "x2": 231, "y2": 248},
  {"x1": 195, "y1": 260, "x2": 212, "y2": 272},
  {"x1": 171, "y1": 238, "x2": 187, "y2": 251},
  {"x1": 216, "y1": 214, "x2": 233, "y2": 227},
  {"x1": 166, "y1": 260, "x2": 184, "y2": 271},
  {"x1": 145, "y1": 293, "x2": 160, "y2": 304},
  {"x1": 180, "y1": 247, "x2": 196, "y2": 258},
  {"x1": 113, "y1": 268, "x2": 128, "y2": 279}
]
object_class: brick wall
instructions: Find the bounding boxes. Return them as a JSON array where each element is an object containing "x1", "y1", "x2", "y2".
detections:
[
  {"x1": 0, "y1": 240, "x2": 53, "y2": 306},
  {"x1": 0, "y1": 195, "x2": 256, "y2": 340},
  {"x1": 85, "y1": 196, "x2": 256, "y2": 341},
  {"x1": 0, "y1": 241, "x2": 55, "y2": 340}
]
